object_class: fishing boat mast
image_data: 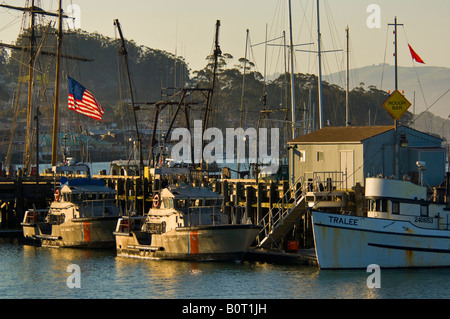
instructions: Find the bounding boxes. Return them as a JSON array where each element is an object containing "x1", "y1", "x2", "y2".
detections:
[
  {"x1": 114, "y1": 18, "x2": 145, "y2": 215},
  {"x1": 288, "y1": 0, "x2": 296, "y2": 140},
  {"x1": 51, "y1": 0, "x2": 62, "y2": 167},
  {"x1": 316, "y1": 0, "x2": 324, "y2": 129}
]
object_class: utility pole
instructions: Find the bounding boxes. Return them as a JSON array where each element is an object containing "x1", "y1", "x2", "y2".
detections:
[{"x1": 345, "y1": 26, "x2": 349, "y2": 127}]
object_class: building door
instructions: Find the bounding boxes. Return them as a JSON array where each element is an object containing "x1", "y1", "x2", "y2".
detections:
[{"x1": 340, "y1": 150, "x2": 354, "y2": 188}]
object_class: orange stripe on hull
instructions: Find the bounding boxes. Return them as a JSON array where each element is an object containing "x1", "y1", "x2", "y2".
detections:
[
  {"x1": 83, "y1": 222, "x2": 91, "y2": 242},
  {"x1": 189, "y1": 230, "x2": 199, "y2": 254}
]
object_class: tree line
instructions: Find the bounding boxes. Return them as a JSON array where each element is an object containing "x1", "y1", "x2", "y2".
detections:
[{"x1": 0, "y1": 28, "x2": 408, "y2": 135}]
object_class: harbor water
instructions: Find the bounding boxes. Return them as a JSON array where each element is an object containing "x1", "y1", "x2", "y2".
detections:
[{"x1": 1, "y1": 238, "x2": 450, "y2": 300}]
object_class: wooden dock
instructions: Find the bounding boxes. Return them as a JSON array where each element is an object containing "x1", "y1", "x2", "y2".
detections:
[
  {"x1": 0, "y1": 167, "x2": 359, "y2": 256},
  {"x1": 243, "y1": 248, "x2": 318, "y2": 266}
]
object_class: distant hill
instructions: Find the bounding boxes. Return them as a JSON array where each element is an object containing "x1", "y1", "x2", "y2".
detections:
[
  {"x1": 328, "y1": 64, "x2": 450, "y2": 118},
  {"x1": 327, "y1": 64, "x2": 450, "y2": 141}
]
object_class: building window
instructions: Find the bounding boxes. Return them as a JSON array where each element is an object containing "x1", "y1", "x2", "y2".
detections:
[
  {"x1": 299, "y1": 150, "x2": 306, "y2": 162},
  {"x1": 317, "y1": 151, "x2": 324, "y2": 162}
]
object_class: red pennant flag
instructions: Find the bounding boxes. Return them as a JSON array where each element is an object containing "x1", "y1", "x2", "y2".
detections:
[{"x1": 408, "y1": 44, "x2": 425, "y2": 64}]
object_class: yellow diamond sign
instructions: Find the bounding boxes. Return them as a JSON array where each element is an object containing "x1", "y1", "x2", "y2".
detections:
[{"x1": 383, "y1": 89, "x2": 411, "y2": 120}]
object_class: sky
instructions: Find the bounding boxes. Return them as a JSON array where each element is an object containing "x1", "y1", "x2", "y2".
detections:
[{"x1": 1, "y1": 0, "x2": 449, "y2": 85}]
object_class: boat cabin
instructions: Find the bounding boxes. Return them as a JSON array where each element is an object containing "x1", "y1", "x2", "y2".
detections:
[
  {"x1": 144, "y1": 185, "x2": 228, "y2": 233},
  {"x1": 50, "y1": 178, "x2": 120, "y2": 221},
  {"x1": 366, "y1": 177, "x2": 450, "y2": 230}
]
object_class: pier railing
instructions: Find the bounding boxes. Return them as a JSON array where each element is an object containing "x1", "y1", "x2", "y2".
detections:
[
  {"x1": 304, "y1": 171, "x2": 347, "y2": 192},
  {"x1": 257, "y1": 176, "x2": 307, "y2": 248}
]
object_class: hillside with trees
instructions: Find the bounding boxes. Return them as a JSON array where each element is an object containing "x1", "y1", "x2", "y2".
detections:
[{"x1": 0, "y1": 28, "x2": 432, "y2": 165}]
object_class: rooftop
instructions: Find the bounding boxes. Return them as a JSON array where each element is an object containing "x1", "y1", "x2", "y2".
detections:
[{"x1": 288, "y1": 125, "x2": 395, "y2": 144}]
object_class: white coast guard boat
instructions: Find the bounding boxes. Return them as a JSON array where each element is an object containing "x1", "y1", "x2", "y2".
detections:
[
  {"x1": 312, "y1": 175, "x2": 450, "y2": 269},
  {"x1": 22, "y1": 163, "x2": 121, "y2": 248},
  {"x1": 114, "y1": 184, "x2": 261, "y2": 261}
]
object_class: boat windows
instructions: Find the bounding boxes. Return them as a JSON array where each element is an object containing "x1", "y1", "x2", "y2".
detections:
[
  {"x1": 420, "y1": 204, "x2": 428, "y2": 217},
  {"x1": 205, "y1": 199, "x2": 221, "y2": 206},
  {"x1": 176, "y1": 199, "x2": 187, "y2": 208},
  {"x1": 381, "y1": 200, "x2": 388, "y2": 212},
  {"x1": 370, "y1": 199, "x2": 388, "y2": 212},
  {"x1": 189, "y1": 199, "x2": 201, "y2": 207},
  {"x1": 86, "y1": 193, "x2": 97, "y2": 200},
  {"x1": 392, "y1": 201, "x2": 400, "y2": 215}
]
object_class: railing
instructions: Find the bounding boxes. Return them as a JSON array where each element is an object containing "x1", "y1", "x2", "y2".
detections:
[
  {"x1": 257, "y1": 175, "x2": 306, "y2": 245},
  {"x1": 256, "y1": 171, "x2": 348, "y2": 246},
  {"x1": 187, "y1": 205, "x2": 222, "y2": 226},
  {"x1": 304, "y1": 171, "x2": 347, "y2": 193},
  {"x1": 80, "y1": 199, "x2": 120, "y2": 218}
]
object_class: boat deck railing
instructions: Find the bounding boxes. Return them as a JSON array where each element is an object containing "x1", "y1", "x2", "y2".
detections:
[
  {"x1": 186, "y1": 205, "x2": 224, "y2": 226},
  {"x1": 80, "y1": 199, "x2": 121, "y2": 218}
]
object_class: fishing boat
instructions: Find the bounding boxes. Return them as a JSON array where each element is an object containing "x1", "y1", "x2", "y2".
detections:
[
  {"x1": 21, "y1": 161, "x2": 122, "y2": 248},
  {"x1": 114, "y1": 182, "x2": 261, "y2": 262},
  {"x1": 312, "y1": 172, "x2": 450, "y2": 269}
]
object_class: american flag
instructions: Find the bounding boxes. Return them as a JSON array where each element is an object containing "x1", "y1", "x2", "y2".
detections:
[{"x1": 68, "y1": 76, "x2": 104, "y2": 121}]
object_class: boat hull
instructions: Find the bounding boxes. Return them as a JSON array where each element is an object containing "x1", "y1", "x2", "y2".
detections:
[
  {"x1": 22, "y1": 217, "x2": 119, "y2": 248},
  {"x1": 311, "y1": 211, "x2": 450, "y2": 269},
  {"x1": 114, "y1": 225, "x2": 261, "y2": 261}
]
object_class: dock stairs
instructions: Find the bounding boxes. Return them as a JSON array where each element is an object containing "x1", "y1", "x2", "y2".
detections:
[{"x1": 257, "y1": 179, "x2": 307, "y2": 249}]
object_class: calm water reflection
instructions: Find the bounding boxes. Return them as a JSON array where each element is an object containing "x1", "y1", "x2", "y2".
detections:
[{"x1": 1, "y1": 238, "x2": 450, "y2": 299}]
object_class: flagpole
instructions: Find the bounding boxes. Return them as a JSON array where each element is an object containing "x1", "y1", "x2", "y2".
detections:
[{"x1": 51, "y1": 0, "x2": 63, "y2": 167}]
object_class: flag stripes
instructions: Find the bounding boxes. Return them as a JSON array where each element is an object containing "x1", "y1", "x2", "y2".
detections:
[{"x1": 68, "y1": 76, "x2": 104, "y2": 121}]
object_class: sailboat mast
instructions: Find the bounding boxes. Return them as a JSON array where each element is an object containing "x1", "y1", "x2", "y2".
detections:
[
  {"x1": 238, "y1": 29, "x2": 249, "y2": 173},
  {"x1": 51, "y1": 0, "x2": 62, "y2": 167},
  {"x1": 24, "y1": 0, "x2": 36, "y2": 172},
  {"x1": 114, "y1": 19, "x2": 143, "y2": 178},
  {"x1": 288, "y1": 0, "x2": 296, "y2": 140},
  {"x1": 316, "y1": 0, "x2": 324, "y2": 129}
]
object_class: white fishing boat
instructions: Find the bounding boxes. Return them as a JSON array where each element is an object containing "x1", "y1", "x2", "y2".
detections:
[
  {"x1": 21, "y1": 163, "x2": 122, "y2": 248},
  {"x1": 114, "y1": 184, "x2": 261, "y2": 261},
  {"x1": 312, "y1": 173, "x2": 450, "y2": 269}
]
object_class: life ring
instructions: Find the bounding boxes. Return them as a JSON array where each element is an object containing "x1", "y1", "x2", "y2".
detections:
[
  {"x1": 153, "y1": 194, "x2": 160, "y2": 208},
  {"x1": 54, "y1": 189, "x2": 60, "y2": 201}
]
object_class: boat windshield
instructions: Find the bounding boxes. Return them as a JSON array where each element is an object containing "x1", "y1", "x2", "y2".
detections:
[{"x1": 64, "y1": 193, "x2": 115, "y2": 202}]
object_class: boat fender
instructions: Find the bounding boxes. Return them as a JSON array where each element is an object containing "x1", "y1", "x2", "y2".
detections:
[
  {"x1": 54, "y1": 189, "x2": 60, "y2": 202},
  {"x1": 153, "y1": 194, "x2": 160, "y2": 208}
]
